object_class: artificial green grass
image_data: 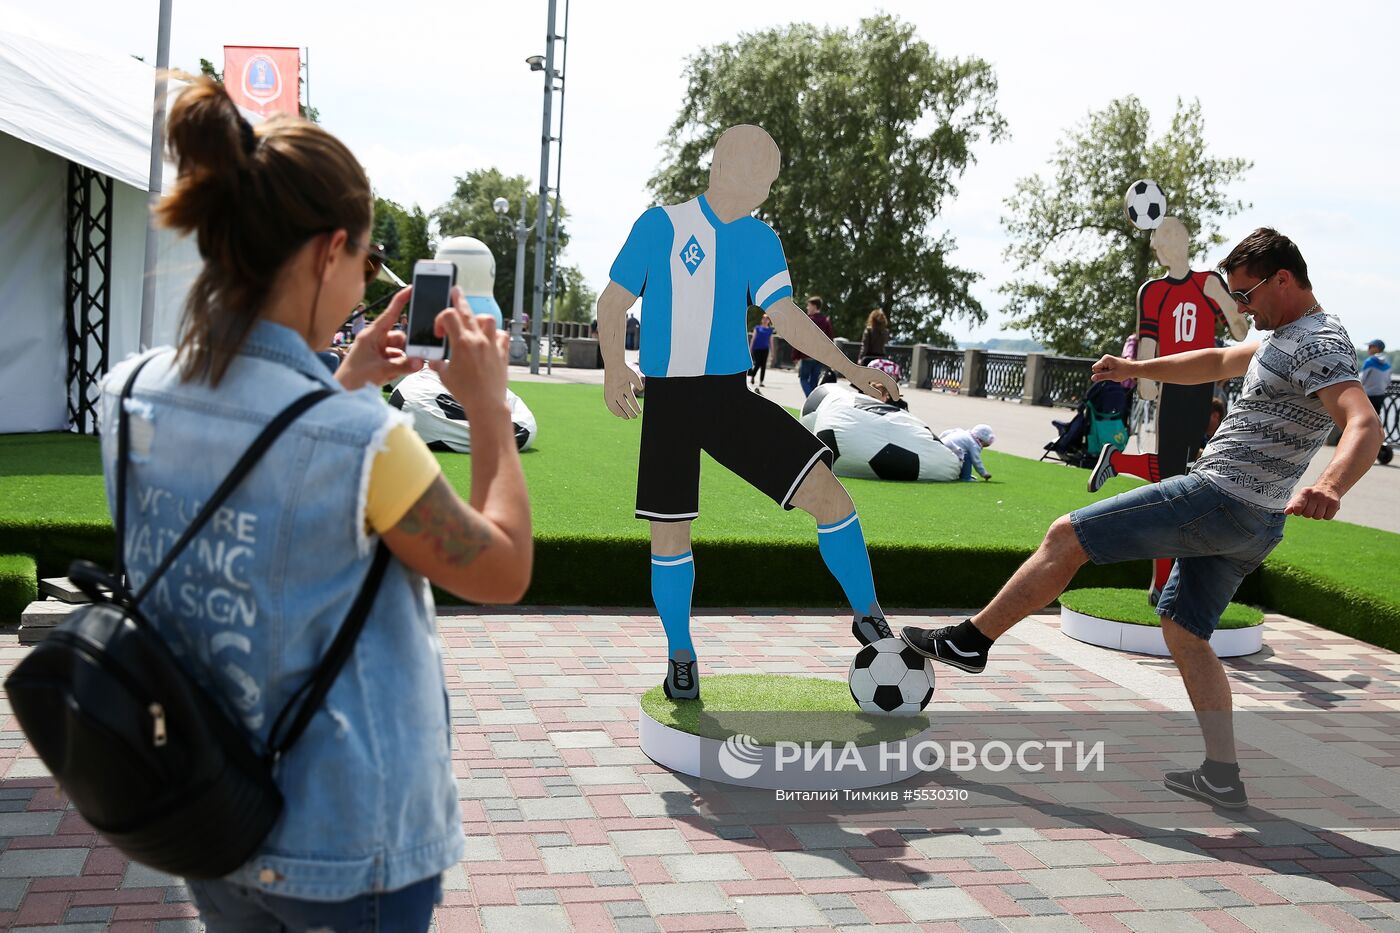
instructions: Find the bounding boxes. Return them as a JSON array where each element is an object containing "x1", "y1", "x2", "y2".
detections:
[
  {"x1": 1059, "y1": 587, "x2": 1263, "y2": 629},
  {"x1": 640, "y1": 673, "x2": 928, "y2": 745},
  {"x1": 1, "y1": 382, "x2": 1397, "y2": 652},
  {"x1": 0, "y1": 554, "x2": 38, "y2": 626}
]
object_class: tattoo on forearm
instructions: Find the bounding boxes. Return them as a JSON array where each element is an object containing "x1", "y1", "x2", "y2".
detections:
[{"x1": 398, "y1": 478, "x2": 494, "y2": 566}]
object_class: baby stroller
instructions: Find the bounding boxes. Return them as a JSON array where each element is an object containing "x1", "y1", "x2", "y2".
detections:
[{"x1": 1042, "y1": 380, "x2": 1130, "y2": 468}]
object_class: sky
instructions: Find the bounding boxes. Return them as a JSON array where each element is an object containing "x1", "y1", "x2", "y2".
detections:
[{"x1": 23, "y1": 0, "x2": 1400, "y2": 348}]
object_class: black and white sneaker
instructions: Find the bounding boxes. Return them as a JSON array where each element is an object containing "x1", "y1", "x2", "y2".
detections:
[
  {"x1": 663, "y1": 649, "x2": 699, "y2": 700},
  {"x1": 852, "y1": 615, "x2": 894, "y2": 646},
  {"x1": 1087, "y1": 444, "x2": 1117, "y2": 493},
  {"x1": 1163, "y1": 766, "x2": 1248, "y2": 810},
  {"x1": 901, "y1": 625, "x2": 988, "y2": 673}
]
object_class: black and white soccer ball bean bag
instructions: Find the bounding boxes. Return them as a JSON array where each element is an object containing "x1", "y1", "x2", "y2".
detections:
[
  {"x1": 389, "y1": 368, "x2": 536, "y2": 453},
  {"x1": 801, "y1": 385, "x2": 960, "y2": 482}
]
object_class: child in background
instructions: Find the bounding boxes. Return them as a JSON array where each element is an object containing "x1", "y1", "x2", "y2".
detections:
[{"x1": 939, "y1": 424, "x2": 995, "y2": 482}]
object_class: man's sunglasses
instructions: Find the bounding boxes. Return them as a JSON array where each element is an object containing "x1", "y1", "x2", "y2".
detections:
[{"x1": 1228, "y1": 272, "x2": 1273, "y2": 306}]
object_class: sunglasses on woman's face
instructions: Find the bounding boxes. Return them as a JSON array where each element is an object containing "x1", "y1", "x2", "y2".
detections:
[
  {"x1": 1228, "y1": 272, "x2": 1274, "y2": 306},
  {"x1": 346, "y1": 238, "x2": 388, "y2": 286}
]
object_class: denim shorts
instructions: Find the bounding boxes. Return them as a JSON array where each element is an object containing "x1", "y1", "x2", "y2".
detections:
[
  {"x1": 186, "y1": 873, "x2": 441, "y2": 932},
  {"x1": 1069, "y1": 472, "x2": 1286, "y2": 639}
]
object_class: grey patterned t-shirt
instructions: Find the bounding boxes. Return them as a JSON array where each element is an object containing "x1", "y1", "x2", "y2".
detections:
[{"x1": 1193, "y1": 311, "x2": 1358, "y2": 511}]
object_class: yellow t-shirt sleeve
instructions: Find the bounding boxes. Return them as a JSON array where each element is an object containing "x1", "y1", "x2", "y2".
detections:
[{"x1": 366, "y1": 423, "x2": 442, "y2": 533}]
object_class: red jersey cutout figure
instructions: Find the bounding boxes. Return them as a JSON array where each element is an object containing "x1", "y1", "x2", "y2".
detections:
[
  {"x1": 1139, "y1": 271, "x2": 1227, "y2": 357},
  {"x1": 1088, "y1": 212, "x2": 1249, "y2": 602}
]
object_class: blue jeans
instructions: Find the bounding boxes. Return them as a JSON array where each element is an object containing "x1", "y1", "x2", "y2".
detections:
[
  {"x1": 1069, "y1": 472, "x2": 1285, "y2": 639},
  {"x1": 798, "y1": 359, "x2": 825, "y2": 396},
  {"x1": 959, "y1": 456, "x2": 975, "y2": 482},
  {"x1": 186, "y1": 874, "x2": 442, "y2": 932}
]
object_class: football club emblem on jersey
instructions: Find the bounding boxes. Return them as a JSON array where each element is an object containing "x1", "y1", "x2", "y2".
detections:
[
  {"x1": 243, "y1": 55, "x2": 282, "y2": 102},
  {"x1": 679, "y1": 235, "x2": 706, "y2": 275}
]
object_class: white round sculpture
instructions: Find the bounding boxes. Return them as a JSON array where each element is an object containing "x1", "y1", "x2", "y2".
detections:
[
  {"x1": 389, "y1": 368, "x2": 536, "y2": 453},
  {"x1": 803, "y1": 386, "x2": 960, "y2": 482},
  {"x1": 436, "y1": 235, "x2": 504, "y2": 325}
]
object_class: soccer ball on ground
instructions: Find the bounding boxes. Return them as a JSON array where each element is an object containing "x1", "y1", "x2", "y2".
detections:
[
  {"x1": 1123, "y1": 179, "x2": 1167, "y2": 230},
  {"x1": 848, "y1": 637, "x2": 935, "y2": 715}
]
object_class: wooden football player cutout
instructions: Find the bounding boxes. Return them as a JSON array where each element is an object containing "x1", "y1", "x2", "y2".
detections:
[
  {"x1": 597, "y1": 125, "x2": 899, "y2": 701},
  {"x1": 1093, "y1": 216, "x2": 1250, "y2": 601}
]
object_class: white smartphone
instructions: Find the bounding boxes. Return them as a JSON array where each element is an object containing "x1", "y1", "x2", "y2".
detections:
[{"x1": 407, "y1": 260, "x2": 456, "y2": 360}]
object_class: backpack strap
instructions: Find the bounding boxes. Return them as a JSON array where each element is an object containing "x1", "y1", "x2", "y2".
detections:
[
  {"x1": 128, "y1": 387, "x2": 336, "y2": 608},
  {"x1": 112, "y1": 353, "x2": 161, "y2": 594},
  {"x1": 264, "y1": 541, "x2": 391, "y2": 760}
]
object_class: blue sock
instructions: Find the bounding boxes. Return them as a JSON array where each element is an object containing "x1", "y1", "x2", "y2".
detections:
[
  {"x1": 817, "y1": 511, "x2": 882, "y2": 619},
  {"x1": 651, "y1": 552, "x2": 695, "y2": 656}
]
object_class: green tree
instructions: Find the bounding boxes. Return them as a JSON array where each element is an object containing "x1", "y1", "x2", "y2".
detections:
[
  {"x1": 552, "y1": 265, "x2": 598, "y2": 324},
  {"x1": 1000, "y1": 97, "x2": 1251, "y2": 357},
  {"x1": 433, "y1": 168, "x2": 577, "y2": 320},
  {"x1": 364, "y1": 197, "x2": 433, "y2": 310},
  {"x1": 648, "y1": 14, "x2": 1005, "y2": 345}
]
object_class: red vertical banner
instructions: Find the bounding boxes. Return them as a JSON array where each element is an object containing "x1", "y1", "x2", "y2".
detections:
[{"x1": 223, "y1": 46, "x2": 301, "y2": 118}]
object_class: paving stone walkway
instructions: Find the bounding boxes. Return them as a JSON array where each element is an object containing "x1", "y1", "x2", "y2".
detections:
[{"x1": 4, "y1": 608, "x2": 1400, "y2": 932}]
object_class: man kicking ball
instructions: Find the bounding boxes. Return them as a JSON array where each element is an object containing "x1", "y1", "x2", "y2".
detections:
[
  {"x1": 597, "y1": 125, "x2": 899, "y2": 701},
  {"x1": 903, "y1": 228, "x2": 1382, "y2": 808}
]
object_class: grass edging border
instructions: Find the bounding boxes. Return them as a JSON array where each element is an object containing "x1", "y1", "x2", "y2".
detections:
[
  {"x1": 0, "y1": 554, "x2": 38, "y2": 627},
  {"x1": 2, "y1": 522, "x2": 1396, "y2": 655}
]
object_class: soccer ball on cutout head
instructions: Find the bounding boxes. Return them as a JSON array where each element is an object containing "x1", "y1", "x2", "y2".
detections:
[
  {"x1": 1123, "y1": 179, "x2": 1167, "y2": 230},
  {"x1": 848, "y1": 637, "x2": 935, "y2": 715}
]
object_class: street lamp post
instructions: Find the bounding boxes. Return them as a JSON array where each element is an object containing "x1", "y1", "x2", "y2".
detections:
[{"x1": 493, "y1": 196, "x2": 529, "y2": 364}]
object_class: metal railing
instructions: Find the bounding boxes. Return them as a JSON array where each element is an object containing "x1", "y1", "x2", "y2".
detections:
[
  {"x1": 1386, "y1": 381, "x2": 1400, "y2": 445},
  {"x1": 921, "y1": 348, "x2": 964, "y2": 393},
  {"x1": 982, "y1": 352, "x2": 1027, "y2": 401},
  {"x1": 1039, "y1": 355, "x2": 1096, "y2": 407}
]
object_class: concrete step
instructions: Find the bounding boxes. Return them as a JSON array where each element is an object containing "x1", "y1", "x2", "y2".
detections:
[
  {"x1": 38, "y1": 577, "x2": 89, "y2": 604},
  {"x1": 18, "y1": 600, "x2": 76, "y2": 645}
]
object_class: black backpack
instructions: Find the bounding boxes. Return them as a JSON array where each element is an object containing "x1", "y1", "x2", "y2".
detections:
[{"x1": 4, "y1": 354, "x2": 390, "y2": 878}]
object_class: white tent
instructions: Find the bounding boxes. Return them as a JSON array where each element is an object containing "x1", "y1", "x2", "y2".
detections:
[{"x1": 0, "y1": 17, "x2": 199, "y2": 433}]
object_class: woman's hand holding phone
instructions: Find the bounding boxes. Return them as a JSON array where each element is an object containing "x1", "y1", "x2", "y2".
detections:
[
  {"x1": 335, "y1": 286, "x2": 421, "y2": 391},
  {"x1": 431, "y1": 287, "x2": 511, "y2": 423}
]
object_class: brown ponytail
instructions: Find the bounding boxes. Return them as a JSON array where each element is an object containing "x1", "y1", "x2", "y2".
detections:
[{"x1": 157, "y1": 77, "x2": 372, "y2": 386}]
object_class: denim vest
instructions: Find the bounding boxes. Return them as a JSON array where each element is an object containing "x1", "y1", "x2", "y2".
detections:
[{"x1": 98, "y1": 321, "x2": 463, "y2": 900}]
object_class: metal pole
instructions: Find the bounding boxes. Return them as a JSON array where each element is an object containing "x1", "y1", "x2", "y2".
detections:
[
  {"x1": 510, "y1": 197, "x2": 527, "y2": 363},
  {"x1": 303, "y1": 47, "x2": 310, "y2": 116},
  {"x1": 543, "y1": 0, "x2": 569, "y2": 376},
  {"x1": 137, "y1": 0, "x2": 173, "y2": 351},
  {"x1": 528, "y1": 0, "x2": 557, "y2": 374}
]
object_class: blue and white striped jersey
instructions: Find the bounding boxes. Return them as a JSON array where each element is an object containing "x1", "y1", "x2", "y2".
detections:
[{"x1": 609, "y1": 194, "x2": 793, "y2": 377}]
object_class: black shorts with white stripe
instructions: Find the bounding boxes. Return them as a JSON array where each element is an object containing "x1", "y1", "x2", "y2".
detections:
[{"x1": 635, "y1": 373, "x2": 833, "y2": 522}]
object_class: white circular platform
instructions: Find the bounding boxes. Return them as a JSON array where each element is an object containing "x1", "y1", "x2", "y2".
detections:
[
  {"x1": 639, "y1": 708, "x2": 934, "y2": 790},
  {"x1": 1060, "y1": 606, "x2": 1263, "y2": 658}
]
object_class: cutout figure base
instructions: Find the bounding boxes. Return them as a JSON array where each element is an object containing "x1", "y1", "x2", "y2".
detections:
[
  {"x1": 639, "y1": 673, "x2": 934, "y2": 790},
  {"x1": 1059, "y1": 587, "x2": 1264, "y2": 658}
]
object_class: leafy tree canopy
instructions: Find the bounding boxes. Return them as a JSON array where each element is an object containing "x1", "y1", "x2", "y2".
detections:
[
  {"x1": 1000, "y1": 97, "x2": 1250, "y2": 357},
  {"x1": 649, "y1": 14, "x2": 1006, "y2": 346}
]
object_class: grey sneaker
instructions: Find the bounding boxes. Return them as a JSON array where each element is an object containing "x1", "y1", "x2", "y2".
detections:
[
  {"x1": 852, "y1": 615, "x2": 894, "y2": 646},
  {"x1": 663, "y1": 649, "x2": 699, "y2": 700},
  {"x1": 1087, "y1": 444, "x2": 1117, "y2": 493}
]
